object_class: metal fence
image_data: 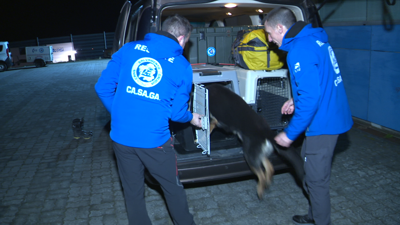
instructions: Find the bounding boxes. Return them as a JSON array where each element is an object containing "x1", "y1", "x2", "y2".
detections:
[{"x1": 9, "y1": 32, "x2": 115, "y2": 60}]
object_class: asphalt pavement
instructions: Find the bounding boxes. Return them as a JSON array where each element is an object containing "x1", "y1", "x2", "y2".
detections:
[{"x1": 0, "y1": 60, "x2": 399, "y2": 225}]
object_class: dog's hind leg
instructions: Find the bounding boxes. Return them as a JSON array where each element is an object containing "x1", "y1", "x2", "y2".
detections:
[
  {"x1": 209, "y1": 114, "x2": 218, "y2": 134},
  {"x1": 251, "y1": 166, "x2": 267, "y2": 199},
  {"x1": 262, "y1": 157, "x2": 274, "y2": 188},
  {"x1": 251, "y1": 158, "x2": 274, "y2": 199}
]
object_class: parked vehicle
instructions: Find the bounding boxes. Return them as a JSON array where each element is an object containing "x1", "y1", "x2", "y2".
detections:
[
  {"x1": 11, "y1": 43, "x2": 75, "y2": 68},
  {"x1": 48, "y1": 42, "x2": 76, "y2": 63},
  {"x1": 0, "y1": 41, "x2": 13, "y2": 72},
  {"x1": 25, "y1": 46, "x2": 53, "y2": 67},
  {"x1": 113, "y1": 0, "x2": 322, "y2": 184}
]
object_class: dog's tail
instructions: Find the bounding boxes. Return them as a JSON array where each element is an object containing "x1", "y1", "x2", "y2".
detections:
[{"x1": 274, "y1": 143, "x2": 304, "y2": 182}]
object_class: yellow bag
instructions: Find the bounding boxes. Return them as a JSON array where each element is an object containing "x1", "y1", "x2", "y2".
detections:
[{"x1": 232, "y1": 29, "x2": 284, "y2": 70}]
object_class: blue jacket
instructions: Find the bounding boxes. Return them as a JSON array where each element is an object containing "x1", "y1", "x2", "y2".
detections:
[
  {"x1": 95, "y1": 32, "x2": 193, "y2": 148},
  {"x1": 280, "y1": 22, "x2": 353, "y2": 140}
]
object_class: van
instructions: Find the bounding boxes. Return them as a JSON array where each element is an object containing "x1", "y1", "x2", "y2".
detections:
[
  {"x1": 0, "y1": 41, "x2": 13, "y2": 72},
  {"x1": 112, "y1": 0, "x2": 322, "y2": 184},
  {"x1": 25, "y1": 46, "x2": 54, "y2": 67}
]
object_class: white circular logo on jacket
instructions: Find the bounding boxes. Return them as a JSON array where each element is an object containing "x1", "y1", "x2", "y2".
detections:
[
  {"x1": 328, "y1": 46, "x2": 340, "y2": 74},
  {"x1": 131, "y1": 57, "x2": 163, "y2": 87}
]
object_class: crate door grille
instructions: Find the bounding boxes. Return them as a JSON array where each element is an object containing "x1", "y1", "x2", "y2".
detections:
[
  {"x1": 193, "y1": 84, "x2": 210, "y2": 156},
  {"x1": 256, "y1": 77, "x2": 291, "y2": 129}
]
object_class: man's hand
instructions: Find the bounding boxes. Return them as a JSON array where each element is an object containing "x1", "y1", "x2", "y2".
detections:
[
  {"x1": 190, "y1": 113, "x2": 203, "y2": 128},
  {"x1": 282, "y1": 98, "x2": 294, "y2": 115},
  {"x1": 274, "y1": 132, "x2": 293, "y2": 147}
]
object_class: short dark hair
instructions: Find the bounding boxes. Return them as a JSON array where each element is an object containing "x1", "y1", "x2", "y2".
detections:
[
  {"x1": 264, "y1": 7, "x2": 296, "y2": 29},
  {"x1": 162, "y1": 14, "x2": 193, "y2": 40}
]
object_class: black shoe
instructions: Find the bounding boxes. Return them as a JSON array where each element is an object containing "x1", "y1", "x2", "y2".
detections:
[
  {"x1": 292, "y1": 215, "x2": 315, "y2": 225},
  {"x1": 80, "y1": 130, "x2": 93, "y2": 139},
  {"x1": 72, "y1": 118, "x2": 83, "y2": 139},
  {"x1": 72, "y1": 118, "x2": 93, "y2": 139}
]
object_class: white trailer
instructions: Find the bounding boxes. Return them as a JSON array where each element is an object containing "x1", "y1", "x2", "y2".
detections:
[{"x1": 25, "y1": 46, "x2": 53, "y2": 67}]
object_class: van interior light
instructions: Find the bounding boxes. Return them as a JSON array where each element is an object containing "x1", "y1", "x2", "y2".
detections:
[
  {"x1": 226, "y1": 12, "x2": 232, "y2": 16},
  {"x1": 224, "y1": 3, "x2": 237, "y2": 8},
  {"x1": 256, "y1": 9, "x2": 263, "y2": 13}
]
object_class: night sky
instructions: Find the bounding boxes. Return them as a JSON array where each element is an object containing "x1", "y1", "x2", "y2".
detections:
[{"x1": 2, "y1": 0, "x2": 124, "y2": 42}]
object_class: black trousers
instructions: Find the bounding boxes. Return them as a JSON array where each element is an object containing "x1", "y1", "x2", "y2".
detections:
[
  {"x1": 301, "y1": 135, "x2": 339, "y2": 225},
  {"x1": 113, "y1": 138, "x2": 195, "y2": 225}
]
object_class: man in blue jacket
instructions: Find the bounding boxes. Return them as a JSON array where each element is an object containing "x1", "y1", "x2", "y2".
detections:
[
  {"x1": 264, "y1": 7, "x2": 353, "y2": 225},
  {"x1": 95, "y1": 15, "x2": 201, "y2": 225}
]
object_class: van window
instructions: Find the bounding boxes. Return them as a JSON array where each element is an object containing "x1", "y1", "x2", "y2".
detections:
[
  {"x1": 113, "y1": 0, "x2": 144, "y2": 53},
  {"x1": 125, "y1": 5, "x2": 144, "y2": 43},
  {"x1": 136, "y1": 7, "x2": 152, "y2": 41}
]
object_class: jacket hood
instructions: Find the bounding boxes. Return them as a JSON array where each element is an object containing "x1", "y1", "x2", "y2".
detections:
[
  {"x1": 280, "y1": 22, "x2": 328, "y2": 51},
  {"x1": 144, "y1": 31, "x2": 183, "y2": 59}
]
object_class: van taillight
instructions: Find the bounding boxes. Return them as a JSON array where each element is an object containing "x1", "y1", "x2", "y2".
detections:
[{"x1": 6, "y1": 48, "x2": 9, "y2": 57}]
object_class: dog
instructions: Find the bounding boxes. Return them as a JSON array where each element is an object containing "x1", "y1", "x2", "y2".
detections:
[{"x1": 206, "y1": 83, "x2": 303, "y2": 199}]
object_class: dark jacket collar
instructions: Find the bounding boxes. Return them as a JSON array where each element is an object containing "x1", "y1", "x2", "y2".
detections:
[
  {"x1": 285, "y1": 21, "x2": 308, "y2": 39},
  {"x1": 155, "y1": 30, "x2": 179, "y2": 44}
]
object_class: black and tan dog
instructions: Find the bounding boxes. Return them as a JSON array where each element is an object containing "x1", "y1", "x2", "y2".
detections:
[{"x1": 206, "y1": 84, "x2": 303, "y2": 199}]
